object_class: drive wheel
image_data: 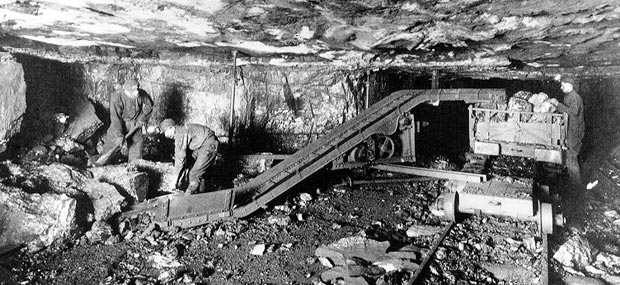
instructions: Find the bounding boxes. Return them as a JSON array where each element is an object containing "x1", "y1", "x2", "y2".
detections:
[
  {"x1": 375, "y1": 135, "x2": 395, "y2": 159},
  {"x1": 350, "y1": 144, "x2": 375, "y2": 162}
]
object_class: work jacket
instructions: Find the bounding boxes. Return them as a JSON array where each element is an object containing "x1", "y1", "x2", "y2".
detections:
[
  {"x1": 110, "y1": 89, "x2": 153, "y2": 139},
  {"x1": 556, "y1": 90, "x2": 585, "y2": 153},
  {"x1": 173, "y1": 124, "x2": 219, "y2": 170}
]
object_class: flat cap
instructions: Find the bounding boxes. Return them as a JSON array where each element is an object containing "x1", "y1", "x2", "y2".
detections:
[
  {"x1": 159, "y1": 118, "x2": 176, "y2": 131},
  {"x1": 561, "y1": 76, "x2": 576, "y2": 85},
  {"x1": 123, "y1": 79, "x2": 139, "y2": 90}
]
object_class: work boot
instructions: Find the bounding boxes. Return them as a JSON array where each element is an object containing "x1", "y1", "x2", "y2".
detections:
[
  {"x1": 185, "y1": 180, "x2": 200, "y2": 195},
  {"x1": 199, "y1": 178, "x2": 207, "y2": 193}
]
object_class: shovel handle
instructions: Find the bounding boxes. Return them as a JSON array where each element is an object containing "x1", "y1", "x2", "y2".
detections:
[
  {"x1": 94, "y1": 123, "x2": 145, "y2": 166},
  {"x1": 124, "y1": 124, "x2": 143, "y2": 141}
]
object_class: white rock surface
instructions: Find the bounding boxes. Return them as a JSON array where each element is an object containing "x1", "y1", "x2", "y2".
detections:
[
  {"x1": 0, "y1": 54, "x2": 27, "y2": 147},
  {"x1": 315, "y1": 235, "x2": 390, "y2": 266},
  {"x1": 82, "y1": 180, "x2": 125, "y2": 221},
  {"x1": 84, "y1": 220, "x2": 113, "y2": 244},
  {"x1": 406, "y1": 224, "x2": 443, "y2": 237},
  {"x1": 250, "y1": 244, "x2": 266, "y2": 256},
  {"x1": 0, "y1": 185, "x2": 77, "y2": 253},
  {"x1": 553, "y1": 235, "x2": 593, "y2": 268},
  {"x1": 90, "y1": 164, "x2": 150, "y2": 203}
]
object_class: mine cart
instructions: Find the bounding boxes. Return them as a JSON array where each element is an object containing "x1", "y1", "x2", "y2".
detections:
[{"x1": 469, "y1": 106, "x2": 568, "y2": 164}]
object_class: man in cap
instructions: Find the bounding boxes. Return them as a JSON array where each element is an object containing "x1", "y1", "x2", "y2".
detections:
[
  {"x1": 550, "y1": 75, "x2": 585, "y2": 192},
  {"x1": 107, "y1": 79, "x2": 153, "y2": 163},
  {"x1": 159, "y1": 119, "x2": 219, "y2": 195}
]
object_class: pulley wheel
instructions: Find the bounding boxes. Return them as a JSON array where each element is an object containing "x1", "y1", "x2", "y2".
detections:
[
  {"x1": 349, "y1": 144, "x2": 374, "y2": 162},
  {"x1": 443, "y1": 192, "x2": 459, "y2": 222},
  {"x1": 376, "y1": 135, "x2": 395, "y2": 159},
  {"x1": 539, "y1": 202, "x2": 554, "y2": 234}
]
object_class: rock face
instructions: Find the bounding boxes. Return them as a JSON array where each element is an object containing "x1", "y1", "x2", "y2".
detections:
[
  {"x1": 82, "y1": 180, "x2": 126, "y2": 221},
  {"x1": 315, "y1": 235, "x2": 391, "y2": 267},
  {"x1": 12, "y1": 54, "x2": 103, "y2": 148},
  {"x1": 64, "y1": 96, "x2": 103, "y2": 144},
  {"x1": 84, "y1": 220, "x2": 113, "y2": 244},
  {"x1": 0, "y1": 53, "x2": 27, "y2": 148},
  {"x1": 90, "y1": 164, "x2": 150, "y2": 203},
  {"x1": 0, "y1": 185, "x2": 77, "y2": 253},
  {"x1": 315, "y1": 235, "x2": 427, "y2": 284},
  {"x1": 38, "y1": 163, "x2": 88, "y2": 196},
  {"x1": 130, "y1": 160, "x2": 176, "y2": 193},
  {"x1": 2, "y1": 0, "x2": 620, "y2": 70},
  {"x1": 0, "y1": 162, "x2": 133, "y2": 253},
  {"x1": 80, "y1": 62, "x2": 356, "y2": 153},
  {"x1": 406, "y1": 224, "x2": 443, "y2": 237},
  {"x1": 553, "y1": 235, "x2": 594, "y2": 268}
]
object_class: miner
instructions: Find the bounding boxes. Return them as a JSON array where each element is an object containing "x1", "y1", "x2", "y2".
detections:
[
  {"x1": 159, "y1": 119, "x2": 219, "y2": 195},
  {"x1": 551, "y1": 76, "x2": 585, "y2": 192},
  {"x1": 106, "y1": 79, "x2": 153, "y2": 163}
]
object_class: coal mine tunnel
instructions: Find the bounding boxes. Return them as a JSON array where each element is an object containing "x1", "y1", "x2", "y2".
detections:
[
  {"x1": 3, "y1": 1, "x2": 620, "y2": 285},
  {"x1": 411, "y1": 101, "x2": 470, "y2": 162}
]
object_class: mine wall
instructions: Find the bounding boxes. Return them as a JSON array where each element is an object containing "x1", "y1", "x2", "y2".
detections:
[
  {"x1": 2, "y1": 54, "x2": 366, "y2": 156},
  {"x1": 1, "y1": 52, "x2": 619, "y2": 192},
  {"x1": 3, "y1": 50, "x2": 620, "y2": 284},
  {"x1": 4, "y1": 52, "x2": 619, "y2": 174}
]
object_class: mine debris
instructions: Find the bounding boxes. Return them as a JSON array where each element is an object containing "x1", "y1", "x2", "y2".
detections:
[
  {"x1": 410, "y1": 222, "x2": 453, "y2": 284},
  {"x1": 314, "y1": 226, "x2": 453, "y2": 285},
  {"x1": 82, "y1": 180, "x2": 126, "y2": 222},
  {"x1": 405, "y1": 224, "x2": 443, "y2": 238},
  {"x1": 267, "y1": 214, "x2": 291, "y2": 227},
  {"x1": 90, "y1": 164, "x2": 149, "y2": 203},
  {"x1": 551, "y1": 234, "x2": 620, "y2": 282},
  {"x1": 84, "y1": 220, "x2": 114, "y2": 244},
  {"x1": 250, "y1": 244, "x2": 266, "y2": 256},
  {"x1": 553, "y1": 235, "x2": 594, "y2": 268},
  {"x1": 0, "y1": 185, "x2": 77, "y2": 253}
]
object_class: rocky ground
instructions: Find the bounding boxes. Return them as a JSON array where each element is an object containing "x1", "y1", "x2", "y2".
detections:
[
  {"x1": 3, "y1": 153, "x2": 620, "y2": 285},
  {"x1": 0, "y1": 160, "x2": 538, "y2": 285}
]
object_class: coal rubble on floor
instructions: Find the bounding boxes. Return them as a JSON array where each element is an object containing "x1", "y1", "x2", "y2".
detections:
[
  {"x1": 5, "y1": 150, "x2": 620, "y2": 284},
  {"x1": 0, "y1": 159, "x2": 174, "y2": 254}
]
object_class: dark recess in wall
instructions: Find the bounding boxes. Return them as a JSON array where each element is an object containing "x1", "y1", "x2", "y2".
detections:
[
  {"x1": 364, "y1": 71, "x2": 620, "y2": 178},
  {"x1": 156, "y1": 83, "x2": 188, "y2": 124},
  {"x1": 12, "y1": 54, "x2": 89, "y2": 148}
]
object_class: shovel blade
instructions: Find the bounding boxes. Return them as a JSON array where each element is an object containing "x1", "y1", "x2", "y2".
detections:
[
  {"x1": 154, "y1": 189, "x2": 235, "y2": 228},
  {"x1": 95, "y1": 145, "x2": 121, "y2": 166}
]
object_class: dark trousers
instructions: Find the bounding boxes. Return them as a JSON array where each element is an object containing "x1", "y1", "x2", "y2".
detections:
[
  {"x1": 124, "y1": 120, "x2": 144, "y2": 162},
  {"x1": 186, "y1": 145, "x2": 217, "y2": 193},
  {"x1": 100, "y1": 120, "x2": 143, "y2": 164},
  {"x1": 566, "y1": 150, "x2": 582, "y2": 193}
]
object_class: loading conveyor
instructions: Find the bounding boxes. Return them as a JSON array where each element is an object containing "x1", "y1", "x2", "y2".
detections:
[{"x1": 128, "y1": 89, "x2": 503, "y2": 228}]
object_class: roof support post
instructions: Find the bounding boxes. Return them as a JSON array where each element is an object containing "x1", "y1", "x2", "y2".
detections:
[{"x1": 228, "y1": 50, "x2": 238, "y2": 146}]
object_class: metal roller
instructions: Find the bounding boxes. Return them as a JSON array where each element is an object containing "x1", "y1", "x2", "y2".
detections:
[{"x1": 440, "y1": 191, "x2": 564, "y2": 234}]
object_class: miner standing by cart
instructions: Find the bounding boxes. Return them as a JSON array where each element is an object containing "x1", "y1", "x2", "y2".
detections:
[
  {"x1": 106, "y1": 79, "x2": 153, "y2": 163},
  {"x1": 159, "y1": 119, "x2": 219, "y2": 195},
  {"x1": 551, "y1": 75, "x2": 585, "y2": 193}
]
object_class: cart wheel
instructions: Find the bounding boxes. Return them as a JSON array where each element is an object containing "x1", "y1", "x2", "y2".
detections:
[
  {"x1": 539, "y1": 202, "x2": 554, "y2": 234},
  {"x1": 376, "y1": 135, "x2": 395, "y2": 159},
  {"x1": 443, "y1": 192, "x2": 459, "y2": 222}
]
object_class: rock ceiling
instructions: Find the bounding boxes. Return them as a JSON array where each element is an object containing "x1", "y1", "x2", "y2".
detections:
[{"x1": 2, "y1": 0, "x2": 620, "y2": 76}]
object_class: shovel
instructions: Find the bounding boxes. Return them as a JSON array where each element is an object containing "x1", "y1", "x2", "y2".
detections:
[{"x1": 95, "y1": 124, "x2": 142, "y2": 166}]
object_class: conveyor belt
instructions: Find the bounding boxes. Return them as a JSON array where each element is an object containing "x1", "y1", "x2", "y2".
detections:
[{"x1": 150, "y1": 89, "x2": 503, "y2": 228}]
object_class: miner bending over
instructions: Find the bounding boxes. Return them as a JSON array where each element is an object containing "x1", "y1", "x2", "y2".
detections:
[
  {"x1": 108, "y1": 79, "x2": 153, "y2": 163},
  {"x1": 159, "y1": 119, "x2": 219, "y2": 195}
]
